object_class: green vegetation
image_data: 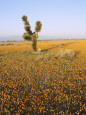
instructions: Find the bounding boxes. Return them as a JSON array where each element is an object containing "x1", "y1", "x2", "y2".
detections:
[{"x1": 21, "y1": 15, "x2": 42, "y2": 51}]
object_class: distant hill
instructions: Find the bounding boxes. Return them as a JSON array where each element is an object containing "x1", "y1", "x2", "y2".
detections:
[
  {"x1": 0, "y1": 36, "x2": 58, "y2": 41},
  {"x1": 0, "y1": 36, "x2": 86, "y2": 41},
  {"x1": 0, "y1": 36, "x2": 22, "y2": 41}
]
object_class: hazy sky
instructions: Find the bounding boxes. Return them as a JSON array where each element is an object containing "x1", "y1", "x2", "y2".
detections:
[{"x1": 0, "y1": 0, "x2": 86, "y2": 40}]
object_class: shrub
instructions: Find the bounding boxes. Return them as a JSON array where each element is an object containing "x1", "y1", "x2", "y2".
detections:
[{"x1": 56, "y1": 49, "x2": 75, "y2": 58}]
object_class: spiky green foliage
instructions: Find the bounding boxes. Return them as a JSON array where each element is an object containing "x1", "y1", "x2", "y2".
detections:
[
  {"x1": 22, "y1": 15, "x2": 32, "y2": 34},
  {"x1": 35, "y1": 21, "x2": 42, "y2": 32},
  {"x1": 21, "y1": 15, "x2": 42, "y2": 51},
  {"x1": 22, "y1": 33, "x2": 31, "y2": 41}
]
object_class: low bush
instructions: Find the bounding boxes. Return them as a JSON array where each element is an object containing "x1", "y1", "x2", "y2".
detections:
[{"x1": 56, "y1": 49, "x2": 75, "y2": 58}]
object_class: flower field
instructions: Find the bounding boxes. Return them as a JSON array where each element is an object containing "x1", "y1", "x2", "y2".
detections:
[{"x1": 0, "y1": 39, "x2": 86, "y2": 114}]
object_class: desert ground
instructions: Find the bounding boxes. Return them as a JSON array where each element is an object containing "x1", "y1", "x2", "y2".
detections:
[{"x1": 0, "y1": 39, "x2": 86, "y2": 114}]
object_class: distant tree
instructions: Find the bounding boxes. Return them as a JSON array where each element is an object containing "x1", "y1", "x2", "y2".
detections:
[{"x1": 21, "y1": 15, "x2": 42, "y2": 51}]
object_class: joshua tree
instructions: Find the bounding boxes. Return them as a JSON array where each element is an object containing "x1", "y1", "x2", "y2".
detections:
[{"x1": 21, "y1": 15, "x2": 42, "y2": 51}]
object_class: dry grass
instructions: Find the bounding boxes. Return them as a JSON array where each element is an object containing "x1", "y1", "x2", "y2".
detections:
[
  {"x1": 0, "y1": 39, "x2": 86, "y2": 114},
  {"x1": 56, "y1": 49, "x2": 75, "y2": 59}
]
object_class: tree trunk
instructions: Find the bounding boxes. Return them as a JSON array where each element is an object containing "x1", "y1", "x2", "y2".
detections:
[{"x1": 32, "y1": 32, "x2": 38, "y2": 52}]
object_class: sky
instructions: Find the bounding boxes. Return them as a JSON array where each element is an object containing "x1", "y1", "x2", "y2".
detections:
[{"x1": 0, "y1": 0, "x2": 86, "y2": 41}]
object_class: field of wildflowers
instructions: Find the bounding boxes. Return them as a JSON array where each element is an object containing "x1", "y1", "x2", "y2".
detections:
[{"x1": 0, "y1": 40, "x2": 86, "y2": 114}]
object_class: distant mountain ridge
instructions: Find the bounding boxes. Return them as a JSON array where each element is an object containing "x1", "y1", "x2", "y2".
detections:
[
  {"x1": 0, "y1": 36, "x2": 86, "y2": 41},
  {"x1": 0, "y1": 36, "x2": 58, "y2": 41}
]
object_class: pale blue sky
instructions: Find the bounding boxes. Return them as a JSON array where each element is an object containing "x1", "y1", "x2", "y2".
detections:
[{"x1": 0, "y1": 0, "x2": 86, "y2": 40}]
